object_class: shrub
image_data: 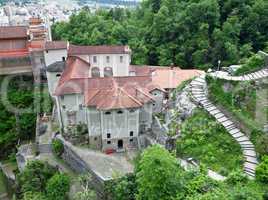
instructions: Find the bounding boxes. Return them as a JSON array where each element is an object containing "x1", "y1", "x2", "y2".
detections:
[
  {"x1": 52, "y1": 139, "x2": 64, "y2": 157},
  {"x1": 23, "y1": 192, "x2": 47, "y2": 200},
  {"x1": 76, "y1": 122, "x2": 88, "y2": 135},
  {"x1": 256, "y1": 134, "x2": 268, "y2": 156},
  {"x1": 16, "y1": 160, "x2": 57, "y2": 194},
  {"x1": 46, "y1": 173, "x2": 70, "y2": 200},
  {"x1": 235, "y1": 54, "x2": 265, "y2": 75},
  {"x1": 225, "y1": 170, "x2": 248, "y2": 185},
  {"x1": 256, "y1": 156, "x2": 268, "y2": 184}
]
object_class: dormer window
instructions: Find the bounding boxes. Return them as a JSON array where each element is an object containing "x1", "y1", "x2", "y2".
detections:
[
  {"x1": 106, "y1": 56, "x2": 110, "y2": 63},
  {"x1": 93, "y1": 56, "x2": 97, "y2": 63}
]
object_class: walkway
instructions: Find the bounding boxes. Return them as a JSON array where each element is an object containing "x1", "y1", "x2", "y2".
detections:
[
  {"x1": 209, "y1": 67, "x2": 268, "y2": 81},
  {"x1": 189, "y1": 75, "x2": 258, "y2": 178}
]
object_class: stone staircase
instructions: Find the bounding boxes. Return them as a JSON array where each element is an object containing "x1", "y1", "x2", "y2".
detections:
[
  {"x1": 209, "y1": 67, "x2": 268, "y2": 81},
  {"x1": 189, "y1": 75, "x2": 258, "y2": 178}
]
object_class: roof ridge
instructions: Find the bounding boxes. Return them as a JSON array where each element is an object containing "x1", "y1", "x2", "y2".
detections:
[
  {"x1": 119, "y1": 87, "x2": 143, "y2": 106},
  {"x1": 134, "y1": 87, "x2": 154, "y2": 101},
  {"x1": 85, "y1": 89, "x2": 101, "y2": 105}
]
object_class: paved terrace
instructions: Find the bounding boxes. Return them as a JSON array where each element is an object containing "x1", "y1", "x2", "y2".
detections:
[{"x1": 57, "y1": 135, "x2": 134, "y2": 181}]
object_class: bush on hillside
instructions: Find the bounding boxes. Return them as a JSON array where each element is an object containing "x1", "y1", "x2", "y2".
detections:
[
  {"x1": 235, "y1": 54, "x2": 265, "y2": 75},
  {"x1": 52, "y1": 139, "x2": 64, "y2": 157},
  {"x1": 16, "y1": 160, "x2": 57, "y2": 195},
  {"x1": 46, "y1": 173, "x2": 71, "y2": 200},
  {"x1": 256, "y1": 156, "x2": 268, "y2": 184}
]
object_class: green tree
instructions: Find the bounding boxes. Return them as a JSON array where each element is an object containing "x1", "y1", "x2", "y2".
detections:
[
  {"x1": 135, "y1": 145, "x2": 184, "y2": 200},
  {"x1": 256, "y1": 156, "x2": 268, "y2": 184},
  {"x1": 46, "y1": 173, "x2": 70, "y2": 200},
  {"x1": 17, "y1": 160, "x2": 57, "y2": 194}
]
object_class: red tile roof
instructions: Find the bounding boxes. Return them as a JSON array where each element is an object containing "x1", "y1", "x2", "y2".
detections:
[
  {"x1": 54, "y1": 56, "x2": 204, "y2": 110},
  {"x1": 130, "y1": 65, "x2": 204, "y2": 89},
  {"x1": 58, "y1": 56, "x2": 90, "y2": 85},
  {"x1": 68, "y1": 44, "x2": 131, "y2": 55},
  {"x1": 152, "y1": 68, "x2": 204, "y2": 89},
  {"x1": 86, "y1": 88, "x2": 143, "y2": 110},
  {"x1": 0, "y1": 26, "x2": 28, "y2": 39},
  {"x1": 45, "y1": 41, "x2": 68, "y2": 50},
  {"x1": 55, "y1": 75, "x2": 154, "y2": 110},
  {"x1": 0, "y1": 49, "x2": 29, "y2": 58}
]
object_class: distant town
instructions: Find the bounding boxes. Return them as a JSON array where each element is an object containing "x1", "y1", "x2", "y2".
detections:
[{"x1": 0, "y1": 0, "x2": 139, "y2": 26}]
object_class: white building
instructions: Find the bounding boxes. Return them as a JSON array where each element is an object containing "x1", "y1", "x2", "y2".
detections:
[{"x1": 45, "y1": 41, "x2": 203, "y2": 152}]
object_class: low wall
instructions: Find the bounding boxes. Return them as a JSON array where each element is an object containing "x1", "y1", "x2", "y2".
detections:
[{"x1": 57, "y1": 136, "x2": 109, "y2": 200}]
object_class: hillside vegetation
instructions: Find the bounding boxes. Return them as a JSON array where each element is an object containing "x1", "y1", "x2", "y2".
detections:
[
  {"x1": 176, "y1": 109, "x2": 243, "y2": 176},
  {"x1": 53, "y1": 0, "x2": 268, "y2": 70},
  {"x1": 206, "y1": 76, "x2": 268, "y2": 158},
  {"x1": 0, "y1": 75, "x2": 52, "y2": 160}
]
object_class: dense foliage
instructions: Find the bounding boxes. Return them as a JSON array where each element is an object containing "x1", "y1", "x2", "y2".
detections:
[
  {"x1": 256, "y1": 156, "x2": 268, "y2": 184},
  {"x1": 46, "y1": 173, "x2": 71, "y2": 200},
  {"x1": 16, "y1": 160, "x2": 57, "y2": 197},
  {"x1": 234, "y1": 54, "x2": 265, "y2": 75},
  {"x1": 53, "y1": 0, "x2": 268, "y2": 69},
  {"x1": 52, "y1": 139, "x2": 64, "y2": 157},
  {"x1": 135, "y1": 145, "x2": 183, "y2": 200},
  {"x1": 176, "y1": 109, "x2": 243, "y2": 175},
  {"x1": 206, "y1": 75, "x2": 268, "y2": 157},
  {"x1": 16, "y1": 160, "x2": 70, "y2": 200},
  {"x1": 0, "y1": 75, "x2": 52, "y2": 160},
  {"x1": 108, "y1": 145, "x2": 266, "y2": 200}
]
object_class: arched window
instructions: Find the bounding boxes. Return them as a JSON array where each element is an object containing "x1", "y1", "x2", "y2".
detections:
[
  {"x1": 91, "y1": 67, "x2": 100, "y2": 77},
  {"x1": 117, "y1": 110, "x2": 123, "y2": 114},
  {"x1": 104, "y1": 67, "x2": 113, "y2": 77},
  {"x1": 105, "y1": 111, "x2": 111, "y2": 115}
]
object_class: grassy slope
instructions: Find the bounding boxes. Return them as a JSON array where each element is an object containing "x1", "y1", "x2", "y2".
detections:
[
  {"x1": 176, "y1": 109, "x2": 243, "y2": 176},
  {"x1": 206, "y1": 76, "x2": 267, "y2": 157}
]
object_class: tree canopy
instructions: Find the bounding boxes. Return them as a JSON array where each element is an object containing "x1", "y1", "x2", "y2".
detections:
[{"x1": 52, "y1": 0, "x2": 268, "y2": 70}]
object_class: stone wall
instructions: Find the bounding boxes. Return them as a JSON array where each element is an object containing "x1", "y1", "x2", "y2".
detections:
[{"x1": 57, "y1": 136, "x2": 108, "y2": 200}]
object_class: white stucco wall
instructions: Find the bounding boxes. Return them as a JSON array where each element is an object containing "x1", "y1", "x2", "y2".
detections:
[
  {"x1": 44, "y1": 49, "x2": 67, "y2": 66},
  {"x1": 46, "y1": 71, "x2": 62, "y2": 96},
  {"x1": 150, "y1": 89, "x2": 165, "y2": 113},
  {"x1": 74, "y1": 53, "x2": 130, "y2": 77},
  {"x1": 58, "y1": 93, "x2": 86, "y2": 129},
  {"x1": 139, "y1": 103, "x2": 153, "y2": 129}
]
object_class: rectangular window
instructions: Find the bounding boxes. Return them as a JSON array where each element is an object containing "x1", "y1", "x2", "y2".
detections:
[
  {"x1": 130, "y1": 131, "x2": 134, "y2": 137},
  {"x1": 79, "y1": 104, "x2": 83, "y2": 110},
  {"x1": 93, "y1": 56, "x2": 97, "y2": 63},
  {"x1": 107, "y1": 140, "x2": 111, "y2": 144},
  {"x1": 106, "y1": 56, "x2": 110, "y2": 63},
  {"x1": 120, "y1": 56, "x2": 123, "y2": 63},
  {"x1": 60, "y1": 95, "x2": 64, "y2": 100},
  {"x1": 107, "y1": 133, "x2": 111, "y2": 138}
]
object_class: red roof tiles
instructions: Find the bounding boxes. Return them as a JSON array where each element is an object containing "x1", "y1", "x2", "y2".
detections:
[
  {"x1": 45, "y1": 41, "x2": 68, "y2": 50},
  {"x1": 0, "y1": 26, "x2": 28, "y2": 39},
  {"x1": 130, "y1": 65, "x2": 204, "y2": 89},
  {"x1": 54, "y1": 54, "x2": 204, "y2": 110},
  {"x1": 68, "y1": 44, "x2": 131, "y2": 55}
]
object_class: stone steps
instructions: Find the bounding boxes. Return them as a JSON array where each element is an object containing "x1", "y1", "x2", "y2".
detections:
[
  {"x1": 209, "y1": 67, "x2": 268, "y2": 81},
  {"x1": 189, "y1": 75, "x2": 258, "y2": 178}
]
